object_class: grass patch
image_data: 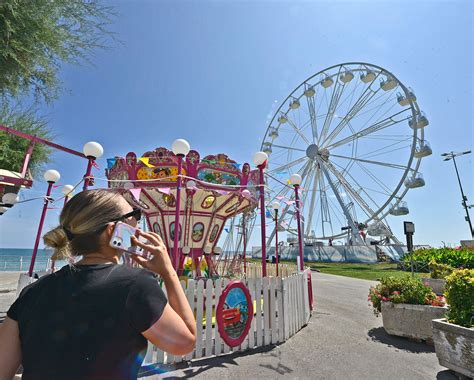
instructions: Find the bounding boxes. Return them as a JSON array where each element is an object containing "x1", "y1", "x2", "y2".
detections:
[
  {"x1": 248, "y1": 259, "x2": 428, "y2": 281},
  {"x1": 308, "y1": 262, "x2": 429, "y2": 281}
]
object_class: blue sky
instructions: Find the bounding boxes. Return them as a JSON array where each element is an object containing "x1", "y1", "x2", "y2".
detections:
[{"x1": 1, "y1": 0, "x2": 473, "y2": 249}]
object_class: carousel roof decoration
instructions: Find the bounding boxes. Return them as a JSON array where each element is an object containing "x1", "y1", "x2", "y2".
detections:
[{"x1": 106, "y1": 147, "x2": 259, "y2": 277}]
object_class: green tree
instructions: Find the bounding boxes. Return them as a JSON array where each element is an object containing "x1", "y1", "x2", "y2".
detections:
[
  {"x1": 0, "y1": 0, "x2": 114, "y2": 103},
  {"x1": 0, "y1": 103, "x2": 53, "y2": 177},
  {"x1": 0, "y1": 0, "x2": 114, "y2": 176}
]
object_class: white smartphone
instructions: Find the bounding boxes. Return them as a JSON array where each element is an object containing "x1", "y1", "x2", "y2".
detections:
[{"x1": 109, "y1": 221, "x2": 147, "y2": 256}]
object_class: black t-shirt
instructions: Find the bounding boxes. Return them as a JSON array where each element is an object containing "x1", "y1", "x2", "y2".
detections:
[{"x1": 7, "y1": 264, "x2": 167, "y2": 380}]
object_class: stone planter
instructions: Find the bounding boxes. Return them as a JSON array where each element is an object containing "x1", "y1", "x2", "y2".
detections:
[
  {"x1": 432, "y1": 318, "x2": 474, "y2": 379},
  {"x1": 422, "y1": 278, "x2": 446, "y2": 295},
  {"x1": 381, "y1": 302, "x2": 447, "y2": 340}
]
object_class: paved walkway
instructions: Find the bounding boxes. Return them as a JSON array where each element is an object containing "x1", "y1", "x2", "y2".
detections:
[
  {"x1": 140, "y1": 272, "x2": 456, "y2": 379},
  {"x1": 0, "y1": 271, "x2": 456, "y2": 379}
]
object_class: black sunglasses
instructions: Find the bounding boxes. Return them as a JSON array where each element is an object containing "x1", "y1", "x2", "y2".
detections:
[
  {"x1": 94, "y1": 208, "x2": 142, "y2": 235},
  {"x1": 119, "y1": 208, "x2": 142, "y2": 222}
]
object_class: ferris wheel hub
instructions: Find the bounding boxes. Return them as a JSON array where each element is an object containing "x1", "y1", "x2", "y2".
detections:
[
  {"x1": 306, "y1": 144, "x2": 330, "y2": 161},
  {"x1": 306, "y1": 144, "x2": 319, "y2": 159}
]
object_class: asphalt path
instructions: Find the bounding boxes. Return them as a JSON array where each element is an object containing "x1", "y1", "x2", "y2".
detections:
[{"x1": 141, "y1": 272, "x2": 456, "y2": 380}]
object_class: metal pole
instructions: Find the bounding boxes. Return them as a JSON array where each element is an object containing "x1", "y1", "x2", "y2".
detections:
[
  {"x1": 243, "y1": 216, "x2": 247, "y2": 275},
  {"x1": 83, "y1": 158, "x2": 94, "y2": 190},
  {"x1": 275, "y1": 209, "x2": 279, "y2": 277},
  {"x1": 29, "y1": 182, "x2": 53, "y2": 276},
  {"x1": 294, "y1": 185, "x2": 304, "y2": 271},
  {"x1": 173, "y1": 155, "x2": 184, "y2": 270},
  {"x1": 258, "y1": 165, "x2": 267, "y2": 277},
  {"x1": 451, "y1": 156, "x2": 474, "y2": 238}
]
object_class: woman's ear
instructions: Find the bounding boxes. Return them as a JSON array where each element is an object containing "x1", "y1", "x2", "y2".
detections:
[{"x1": 105, "y1": 223, "x2": 116, "y2": 239}]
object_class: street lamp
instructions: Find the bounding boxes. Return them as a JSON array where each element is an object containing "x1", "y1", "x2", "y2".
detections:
[
  {"x1": 253, "y1": 151, "x2": 268, "y2": 277},
  {"x1": 82, "y1": 141, "x2": 104, "y2": 190},
  {"x1": 441, "y1": 150, "x2": 473, "y2": 238},
  {"x1": 290, "y1": 173, "x2": 304, "y2": 271},
  {"x1": 2, "y1": 192, "x2": 19, "y2": 207},
  {"x1": 61, "y1": 184, "x2": 75, "y2": 207},
  {"x1": 271, "y1": 201, "x2": 280, "y2": 276},
  {"x1": 171, "y1": 139, "x2": 190, "y2": 271},
  {"x1": 29, "y1": 169, "x2": 60, "y2": 276}
]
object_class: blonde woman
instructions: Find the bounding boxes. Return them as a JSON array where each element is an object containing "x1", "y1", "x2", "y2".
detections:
[{"x1": 0, "y1": 189, "x2": 196, "y2": 379}]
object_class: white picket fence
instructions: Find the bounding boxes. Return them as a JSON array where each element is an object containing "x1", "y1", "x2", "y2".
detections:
[{"x1": 144, "y1": 269, "x2": 312, "y2": 365}]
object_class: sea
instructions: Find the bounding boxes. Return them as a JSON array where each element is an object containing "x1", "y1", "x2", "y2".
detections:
[{"x1": 0, "y1": 248, "x2": 68, "y2": 272}]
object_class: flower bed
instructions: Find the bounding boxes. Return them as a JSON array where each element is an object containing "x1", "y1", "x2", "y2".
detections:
[{"x1": 369, "y1": 275, "x2": 446, "y2": 340}]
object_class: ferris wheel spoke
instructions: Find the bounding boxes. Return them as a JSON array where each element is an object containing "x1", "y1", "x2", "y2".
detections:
[
  {"x1": 324, "y1": 160, "x2": 376, "y2": 219},
  {"x1": 321, "y1": 73, "x2": 383, "y2": 148},
  {"x1": 330, "y1": 159, "x2": 385, "y2": 216},
  {"x1": 271, "y1": 144, "x2": 307, "y2": 153},
  {"x1": 306, "y1": 95, "x2": 319, "y2": 143},
  {"x1": 358, "y1": 138, "x2": 412, "y2": 159},
  {"x1": 326, "y1": 109, "x2": 412, "y2": 150},
  {"x1": 330, "y1": 153, "x2": 409, "y2": 171},
  {"x1": 317, "y1": 68, "x2": 345, "y2": 145},
  {"x1": 269, "y1": 156, "x2": 307, "y2": 174},
  {"x1": 320, "y1": 163, "x2": 363, "y2": 243},
  {"x1": 286, "y1": 116, "x2": 312, "y2": 145},
  {"x1": 354, "y1": 161, "x2": 395, "y2": 195},
  {"x1": 304, "y1": 165, "x2": 321, "y2": 236}
]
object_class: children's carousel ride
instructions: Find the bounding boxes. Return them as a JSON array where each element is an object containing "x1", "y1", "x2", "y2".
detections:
[{"x1": 106, "y1": 144, "x2": 260, "y2": 279}]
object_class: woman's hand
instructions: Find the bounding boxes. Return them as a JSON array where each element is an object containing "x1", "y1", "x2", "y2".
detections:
[{"x1": 130, "y1": 231, "x2": 175, "y2": 278}]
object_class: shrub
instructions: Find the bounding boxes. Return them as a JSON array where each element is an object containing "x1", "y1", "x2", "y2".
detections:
[
  {"x1": 429, "y1": 260, "x2": 455, "y2": 279},
  {"x1": 368, "y1": 275, "x2": 444, "y2": 315},
  {"x1": 402, "y1": 247, "x2": 474, "y2": 269},
  {"x1": 444, "y1": 269, "x2": 474, "y2": 328}
]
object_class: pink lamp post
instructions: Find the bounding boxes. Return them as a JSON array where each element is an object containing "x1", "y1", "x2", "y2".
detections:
[
  {"x1": 82, "y1": 142, "x2": 104, "y2": 191},
  {"x1": 271, "y1": 201, "x2": 280, "y2": 276},
  {"x1": 61, "y1": 184, "x2": 74, "y2": 207},
  {"x1": 290, "y1": 173, "x2": 304, "y2": 271},
  {"x1": 171, "y1": 139, "x2": 190, "y2": 271},
  {"x1": 29, "y1": 169, "x2": 60, "y2": 277},
  {"x1": 253, "y1": 151, "x2": 268, "y2": 277}
]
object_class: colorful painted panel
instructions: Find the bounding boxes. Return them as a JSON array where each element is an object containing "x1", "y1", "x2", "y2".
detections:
[
  {"x1": 153, "y1": 166, "x2": 187, "y2": 181},
  {"x1": 209, "y1": 224, "x2": 219, "y2": 243},
  {"x1": 192, "y1": 222, "x2": 205, "y2": 242},
  {"x1": 152, "y1": 222, "x2": 161, "y2": 235},
  {"x1": 162, "y1": 193, "x2": 176, "y2": 207},
  {"x1": 216, "y1": 281, "x2": 253, "y2": 347},
  {"x1": 197, "y1": 169, "x2": 239, "y2": 185},
  {"x1": 169, "y1": 222, "x2": 182, "y2": 241},
  {"x1": 201, "y1": 195, "x2": 215, "y2": 209}
]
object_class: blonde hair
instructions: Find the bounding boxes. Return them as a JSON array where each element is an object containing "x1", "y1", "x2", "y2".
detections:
[{"x1": 43, "y1": 189, "x2": 126, "y2": 260}]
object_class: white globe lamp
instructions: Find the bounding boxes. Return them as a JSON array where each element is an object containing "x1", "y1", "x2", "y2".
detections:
[
  {"x1": 182, "y1": 246, "x2": 191, "y2": 255},
  {"x1": 2, "y1": 193, "x2": 19, "y2": 207},
  {"x1": 271, "y1": 201, "x2": 280, "y2": 211},
  {"x1": 214, "y1": 246, "x2": 222, "y2": 255},
  {"x1": 44, "y1": 170, "x2": 61, "y2": 183},
  {"x1": 186, "y1": 180, "x2": 197, "y2": 189},
  {"x1": 203, "y1": 245, "x2": 212, "y2": 255},
  {"x1": 172, "y1": 139, "x2": 190, "y2": 156},
  {"x1": 253, "y1": 151, "x2": 268, "y2": 167},
  {"x1": 61, "y1": 185, "x2": 74, "y2": 197},
  {"x1": 290, "y1": 173, "x2": 302, "y2": 186},
  {"x1": 83, "y1": 141, "x2": 104, "y2": 159},
  {"x1": 241, "y1": 189, "x2": 252, "y2": 199}
]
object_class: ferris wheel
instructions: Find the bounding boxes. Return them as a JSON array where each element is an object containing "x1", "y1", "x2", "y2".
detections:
[{"x1": 262, "y1": 62, "x2": 431, "y2": 244}]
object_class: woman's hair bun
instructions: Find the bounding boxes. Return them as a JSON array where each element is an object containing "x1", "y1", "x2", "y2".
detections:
[{"x1": 43, "y1": 226, "x2": 72, "y2": 260}]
